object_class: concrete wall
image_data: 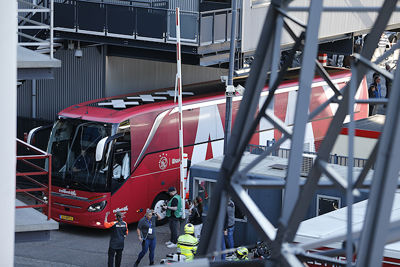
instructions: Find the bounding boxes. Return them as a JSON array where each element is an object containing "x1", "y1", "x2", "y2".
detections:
[
  {"x1": 105, "y1": 56, "x2": 228, "y2": 96},
  {"x1": 241, "y1": 0, "x2": 400, "y2": 53}
]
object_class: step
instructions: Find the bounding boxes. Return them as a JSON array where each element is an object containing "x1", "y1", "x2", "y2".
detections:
[{"x1": 15, "y1": 199, "x2": 59, "y2": 242}]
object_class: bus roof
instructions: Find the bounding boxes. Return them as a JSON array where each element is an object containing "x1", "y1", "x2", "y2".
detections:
[{"x1": 58, "y1": 67, "x2": 351, "y2": 124}]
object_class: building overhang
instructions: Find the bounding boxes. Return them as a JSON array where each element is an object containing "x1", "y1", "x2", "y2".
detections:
[{"x1": 17, "y1": 46, "x2": 61, "y2": 80}]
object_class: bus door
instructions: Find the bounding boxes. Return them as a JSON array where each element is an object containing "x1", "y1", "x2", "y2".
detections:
[{"x1": 109, "y1": 134, "x2": 131, "y2": 194}]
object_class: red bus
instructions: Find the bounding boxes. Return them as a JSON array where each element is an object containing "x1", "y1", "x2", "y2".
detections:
[{"x1": 30, "y1": 67, "x2": 368, "y2": 228}]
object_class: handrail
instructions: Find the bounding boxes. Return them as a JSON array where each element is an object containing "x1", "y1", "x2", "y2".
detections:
[
  {"x1": 246, "y1": 144, "x2": 369, "y2": 168},
  {"x1": 16, "y1": 138, "x2": 52, "y2": 220},
  {"x1": 52, "y1": 0, "x2": 241, "y2": 47}
]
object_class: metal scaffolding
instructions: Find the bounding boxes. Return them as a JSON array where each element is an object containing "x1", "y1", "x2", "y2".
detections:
[{"x1": 197, "y1": 0, "x2": 400, "y2": 266}]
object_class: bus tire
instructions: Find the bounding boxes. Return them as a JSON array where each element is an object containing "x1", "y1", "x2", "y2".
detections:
[{"x1": 151, "y1": 193, "x2": 169, "y2": 226}]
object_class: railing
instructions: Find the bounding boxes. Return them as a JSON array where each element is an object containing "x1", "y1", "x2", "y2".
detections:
[
  {"x1": 246, "y1": 144, "x2": 369, "y2": 168},
  {"x1": 18, "y1": 0, "x2": 54, "y2": 58},
  {"x1": 16, "y1": 139, "x2": 52, "y2": 220},
  {"x1": 51, "y1": 0, "x2": 240, "y2": 46}
]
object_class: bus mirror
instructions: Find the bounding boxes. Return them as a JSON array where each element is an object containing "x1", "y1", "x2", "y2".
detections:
[
  {"x1": 96, "y1": 133, "x2": 124, "y2": 162},
  {"x1": 96, "y1": 137, "x2": 108, "y2": 162}
]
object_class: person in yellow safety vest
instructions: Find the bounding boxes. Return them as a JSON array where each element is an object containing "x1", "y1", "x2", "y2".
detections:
[
  {"x1": 177, "y1": 223, "x2": 199, "y2": 261},
  {"x1": 234, "y1": 247, "x2": 249, "y2": 261}
]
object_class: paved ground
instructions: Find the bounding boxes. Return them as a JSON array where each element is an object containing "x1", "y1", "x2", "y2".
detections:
[{"x1": 15, "y1": 222, "x2": 180, "y2": 267}]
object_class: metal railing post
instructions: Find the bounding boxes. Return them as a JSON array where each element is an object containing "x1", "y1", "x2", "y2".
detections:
[
  {"x1": 48, "y1": 154, "x2": 52, "y2": 220},
  {"x1": 50, "y1": 0, "x2": 53, "y2": 59}
]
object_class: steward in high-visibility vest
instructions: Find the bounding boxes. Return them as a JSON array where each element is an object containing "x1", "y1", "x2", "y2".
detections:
[
  {"x1": 177, "y1": 223, "x2": 199, "y2": 261},
  {"x1": 164, "y1": 187, "x2": 183, "y2": 247},
  {"x1": 166, "y1": 191, "x2": 182, "y2": 219}
]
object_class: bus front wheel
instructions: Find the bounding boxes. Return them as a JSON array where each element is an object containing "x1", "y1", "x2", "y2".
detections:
[{"x1": 151, "y1": 193, "x2": 169, "y2": 226}]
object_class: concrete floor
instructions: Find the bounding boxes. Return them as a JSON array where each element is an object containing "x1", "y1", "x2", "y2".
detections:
[{"x1": 15, "y1": 222, "x2": 181, "y2": 267}]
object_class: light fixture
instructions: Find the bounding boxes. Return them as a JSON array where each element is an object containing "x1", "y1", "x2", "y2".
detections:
[{"x1": 74, "y1": 41, "x2": 82, "y2": 58}]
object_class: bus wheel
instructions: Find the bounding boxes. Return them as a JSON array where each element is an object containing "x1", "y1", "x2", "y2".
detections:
[{"x1": 151, "y1": 193, "x2": 169, "y2": 226}]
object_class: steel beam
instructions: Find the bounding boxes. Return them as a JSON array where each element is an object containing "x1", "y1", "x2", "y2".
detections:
[
  {"x1": 280, "y1": 0, "x2": 323, "y2": 234},
  {"x1": 276, "y1": 0, "x2": 396, "y2": 250},
  {"x1": 357, "y1": 16, "x2": 400, "y2": 267},
  {"x1": 197, "y1": 1, "x2": 282, "y2": 256}
]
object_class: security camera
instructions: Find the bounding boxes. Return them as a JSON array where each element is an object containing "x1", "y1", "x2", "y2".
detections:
[
  {"x1": 74, "y1": 41, "x2": 82, "y2": 58},
  {"x1": 74, "y1": 48, "x2": 83, "y2": 58}
]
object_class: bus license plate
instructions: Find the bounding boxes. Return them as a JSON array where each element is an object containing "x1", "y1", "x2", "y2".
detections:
[{"x1": 60, "y1": 215, "x2": 74, "y2": 221}]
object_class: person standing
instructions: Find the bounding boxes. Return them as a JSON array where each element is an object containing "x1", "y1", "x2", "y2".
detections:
[
  {"x1": 177, "y1": 223, "x2": 199, "y2": 261},
  {"x1": 371, "y1": 73, "x2": 382, "y2": 98},
  {"x1": 221, "y1": 198, "x2": 235, "y2": 260},
  {"x1": 104, "y1": 211, "x2": 128, "y2": 267},
  {"x1": 368, "y1": 84, "x2": 378, "y2": 116},
  {"x1": 368, "y1": 74, "x2": 382, "y2": 116},
  {"x1": 134, "y1": 209, "x2": 161, "y2": 267},
  {"x1": 385, "y1": 64, "x2": 393, "y2": 99},
  {"x1": 164, "y1": 187, "x2": 182, "y2": 248},
  {"x1": 188, "y1": 196, "x2": 203, "y2": 240}
]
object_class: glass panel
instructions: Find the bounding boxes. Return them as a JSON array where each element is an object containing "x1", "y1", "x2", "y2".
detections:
[
  {"x1": 110, "y1": 126, "x2": 131, "y2": 193},
  {"x1": 77, "y1": 1, "x2": 105, "y2": 32},
  {"x1": 136, "y1": 7, "x2": 167, "y2": 39},
  {"x1": 54, "y1": 2, "x2": 75, "y2": 29},
  {"x1": 107, "y1": 5, "x2": 136, "y2": 35},
  {"x1": 168, "y1": 11, "x2": 198, "y2": 41},
  {"x1": 47, "y1": 118, "x2": 112, "y2": 192}
]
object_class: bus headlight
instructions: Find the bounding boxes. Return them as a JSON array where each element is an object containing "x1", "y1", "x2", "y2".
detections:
[{"x1": 88, "y1": 200, "x2": 107, "y2": 212}]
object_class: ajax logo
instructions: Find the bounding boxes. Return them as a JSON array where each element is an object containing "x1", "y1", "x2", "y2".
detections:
[{"x1": 159, "y1": 153, "x2": 168, "y2": 170}]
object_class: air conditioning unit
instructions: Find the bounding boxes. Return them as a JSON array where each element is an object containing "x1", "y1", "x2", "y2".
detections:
[{"x1": 301, "y1": 154, "x2": 316, "y2": 177}]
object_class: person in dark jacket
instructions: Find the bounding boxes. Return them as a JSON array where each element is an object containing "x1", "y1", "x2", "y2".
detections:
[
  {"x1": 188, "y1": 196, "x2": 203, "y2": 239},
  {"x1": 368, "y1": 73, "x2": 382, "y2": 116},
  {"x1": 221, "y1": 198, "x2": 235, "y2": 260},
  {"x1": 368, "y1": 84, "x2": 377, "y2": 116},
  {"x1": 104, "y1": 211, "x2": 128, "y2": 267},
  {"x1": 385, "y1": 64, "x2": 393, "y2": 99}
]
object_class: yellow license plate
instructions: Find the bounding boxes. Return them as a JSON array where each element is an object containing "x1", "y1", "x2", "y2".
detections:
[{"x1": 60, "y1": 215, "x2": 74, "y2": 221}]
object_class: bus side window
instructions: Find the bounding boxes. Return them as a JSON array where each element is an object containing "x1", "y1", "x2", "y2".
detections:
[
  {"x1": 111, "y1": 134, "x2": 131, "y2": 193},
  {"x1": 112, "y1": 153, "x2": 130, "y2": 180}
]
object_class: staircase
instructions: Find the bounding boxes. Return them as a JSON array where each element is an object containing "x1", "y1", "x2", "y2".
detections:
[{"x1": 18, "y1": 0, "x2": 56, "y2": 58}]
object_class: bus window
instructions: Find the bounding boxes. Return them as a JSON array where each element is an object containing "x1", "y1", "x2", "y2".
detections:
[{"x1": 110, "y1": 129, "x2": 131, "y2": 193}]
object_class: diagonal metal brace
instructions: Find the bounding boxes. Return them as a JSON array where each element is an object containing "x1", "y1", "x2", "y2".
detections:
[
  {"x1": 353, "y1": 140, "x2": 379, "y2": 189},
  {"x1": 317, "y1": 160, "x2": 361, "y2": 197},
  {"x1": 315, "y1": 59, "x2": 341, "y2": 96},
  {"x1": 230, "y1": 182, "x2": 277, "y2": 241},
  {"x1": 354, "y1": 53, "x2": 394, "y2": 81},
  {"x1": 264, "y1": 110, "x2": 293, "y2": 138}
]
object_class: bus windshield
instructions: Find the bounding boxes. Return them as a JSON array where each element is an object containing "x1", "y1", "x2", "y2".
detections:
[{"x1": 47, "y1": 118, "x2": 113, "y2": 192}]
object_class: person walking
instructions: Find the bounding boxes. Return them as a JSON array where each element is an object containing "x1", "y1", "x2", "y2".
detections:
[
  {"x1": 188, "y1": 196, "x2": 203, "y2": 240},
  {"x1": 177, "y1": 223, "x2": 199, "y2": 261},
  {"x1": 164, "y1": 187, "x2": 183, "y2": 248},
  {"x1": 134, "y1": 209, "x2": 161, "y2": 267},
  {"x1": 104, "y1": 211, "x2": 128, "y2": 267}
]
